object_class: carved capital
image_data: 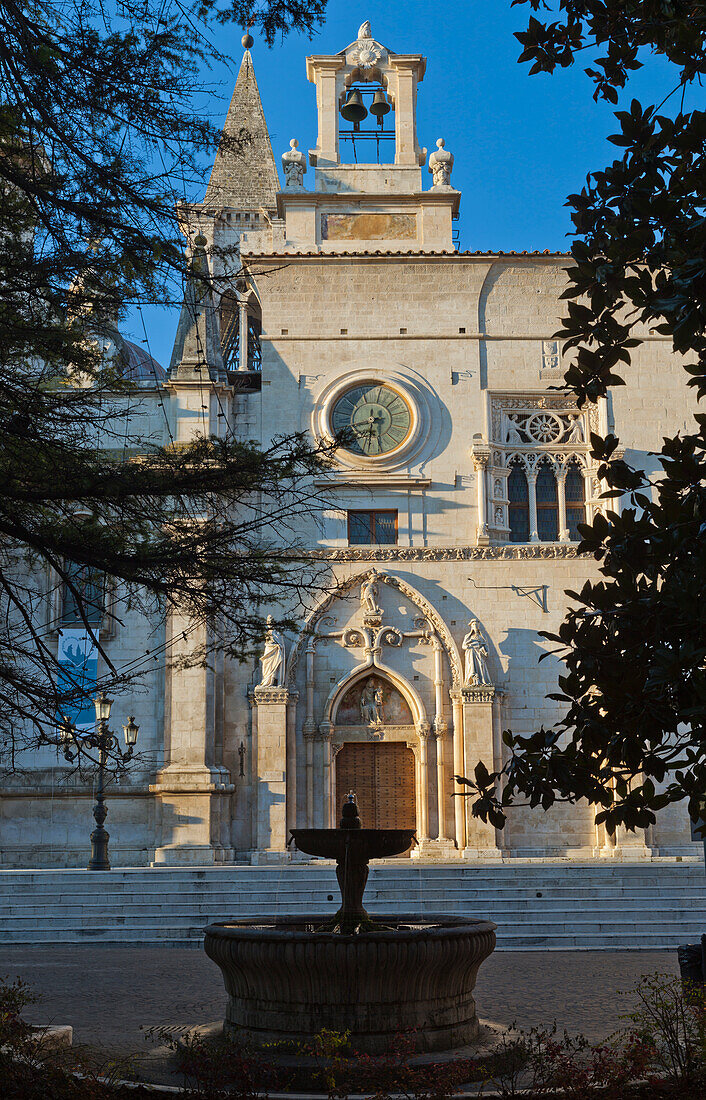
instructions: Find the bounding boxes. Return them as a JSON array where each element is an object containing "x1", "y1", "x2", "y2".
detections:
[
  {"x1": 471, "y1": 446, "x2": 491, "y2": 471},
  {"x1": 318, "y1": 720, "x2": 334, "y2": 741},
  {"x1": 416, "y1": 720, "x2": 432, "y2": 741},
  {"x1": 433, "y1": 715, "x2": 449, "y2": 738}
]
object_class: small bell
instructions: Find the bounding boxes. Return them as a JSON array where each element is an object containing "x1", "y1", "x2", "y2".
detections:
[
  {"x1": 340, "y1": 89, "x2": 368, "y2": 129},
  {"x1": 369, "y1": 88, "x2": 390, "y2": 128}
]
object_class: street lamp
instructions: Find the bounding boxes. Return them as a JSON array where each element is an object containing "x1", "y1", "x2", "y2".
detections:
[{"x1": 59, "y1": 692, "x2": 139, "y2": 871}]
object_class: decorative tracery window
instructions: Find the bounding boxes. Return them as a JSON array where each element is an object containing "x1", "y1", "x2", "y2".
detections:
[
  {"x1": 219, "y1": 290, "x2": 262, "y2": 373},
  {"x1": 472, "y1": 395, "x2": 603, "y2": 545}
]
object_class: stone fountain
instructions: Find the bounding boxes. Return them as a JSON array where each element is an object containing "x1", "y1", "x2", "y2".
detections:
[{"x1": 204, "y1": 795, "x2": 496, "y2": 1054}]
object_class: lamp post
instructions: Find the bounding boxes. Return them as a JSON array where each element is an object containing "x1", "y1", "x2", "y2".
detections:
[{"x1": 59, "y1": 692, "x2": 139, "y2": 871}]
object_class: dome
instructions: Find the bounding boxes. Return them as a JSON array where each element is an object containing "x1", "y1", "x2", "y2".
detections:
[{"x1": 119, "y1": 339, "x2": 167, "y2": 382}]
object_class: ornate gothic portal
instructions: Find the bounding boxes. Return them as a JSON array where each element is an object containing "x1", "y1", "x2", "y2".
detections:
[{"x1": 277, "y1": 569, "x2": 504, "y2": 860}]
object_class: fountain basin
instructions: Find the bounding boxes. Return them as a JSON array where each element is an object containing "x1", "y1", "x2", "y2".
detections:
[{"x1": 204, "y1": 914, "x2": 496, "y2": 1054}]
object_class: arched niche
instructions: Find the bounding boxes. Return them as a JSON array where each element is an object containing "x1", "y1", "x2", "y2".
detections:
[{"x1": 326, "y1": 663, "x2": 425, "y2": 730}]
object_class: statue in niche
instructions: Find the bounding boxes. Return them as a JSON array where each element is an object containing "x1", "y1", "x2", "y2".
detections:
[
  {"x1": 505, "y1": 413, "x2": 523, "y2": 444},
  {"x1": 462, "y1": 619, "x2": 492, "y2": 686},
  {"x1": 360, "y1": 678, "x2": 384, "y2": 724},
  {"x1": 282, "y1": 139, "x2": 306, "y2": 189},
  {"x1": 259, "y1": 614, "x2": 286, "y2": 687},
  {"x1": 567, "y1": 415, "x2": 584, "y2": 443},
  {"x1": 360, "y1": 569, "x2": 382, "y2": 616}
]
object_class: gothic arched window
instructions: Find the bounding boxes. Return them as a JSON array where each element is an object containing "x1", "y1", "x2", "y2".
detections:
[
  {"x1": 536, "y1": 463, "x2": 559, "y2": 541},
  {"x1": 565, "y1": 461, "x2": 586, "y2": 540},
  {"x1": 508, "y1": 463, "x2": 529, "y2": 543},
  {"x1": 219, "y1": 291, "x2": 240, "y2": 371},
  {"x1": 247, "y1": 314, "x2": 262, "y2": 371}
]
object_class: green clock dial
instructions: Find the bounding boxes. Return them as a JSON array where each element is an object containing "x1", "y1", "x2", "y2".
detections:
[{"x1": 331, "y1": 384, "x2": 412, "y2": 457}]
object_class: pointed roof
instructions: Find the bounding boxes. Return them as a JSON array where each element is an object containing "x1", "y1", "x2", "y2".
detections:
[
  {"x1": 169, "y1": 235, "x2": 226, "y2": 382},
  {"x1": 205, "y1": 50, "x2": 280, "y2": 210}
]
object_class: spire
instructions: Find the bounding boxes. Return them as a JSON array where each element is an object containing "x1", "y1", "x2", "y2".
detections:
[
  {"x1": 169, "y1": 234, "x2": 226, "y2": 382},
  {"x1": 205, "y1": 49, "x2": 280, "y2": 209}
]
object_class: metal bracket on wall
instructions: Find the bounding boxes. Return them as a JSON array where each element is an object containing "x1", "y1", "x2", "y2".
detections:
[{"x1": 468, "y1": 577, "x2": 548, "y2": 613}]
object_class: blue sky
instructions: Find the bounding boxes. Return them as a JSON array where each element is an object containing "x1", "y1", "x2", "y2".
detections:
[{"x1": 130, "y1": 1, "x2": 676, "y2": 368}]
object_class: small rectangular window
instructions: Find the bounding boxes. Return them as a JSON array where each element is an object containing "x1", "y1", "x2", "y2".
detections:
[
  {"x1": 347, "y1": 510, "x2": 397, "y2": 546},
  {"x1": 61, "y1": 562, "x2": 104, "y2": 625}
]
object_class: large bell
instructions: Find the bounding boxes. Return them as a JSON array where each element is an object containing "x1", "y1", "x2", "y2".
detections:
[
  {"x1": 369, "y1": 88, "x2": 391, "y2": 127},
  {"x1": 340, "y1": 89, "x2": 368, "y2": 126}
]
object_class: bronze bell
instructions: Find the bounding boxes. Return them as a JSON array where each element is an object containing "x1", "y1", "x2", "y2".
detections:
[
  {"x1": 340, "y1": 89, "x2": 368, "y2": 126},
  {"x1": 369, "y1": 88, "x2": 391, "y2": 127}
]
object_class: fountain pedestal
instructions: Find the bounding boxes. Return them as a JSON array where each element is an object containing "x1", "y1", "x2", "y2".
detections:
[{"x1": 204, "y1": 796, "x2": 496, "y2": 1054}]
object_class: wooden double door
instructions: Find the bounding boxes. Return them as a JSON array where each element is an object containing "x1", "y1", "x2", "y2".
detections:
[{"x1": 335, "y1": 741, "x2": 416, "y2": 844}]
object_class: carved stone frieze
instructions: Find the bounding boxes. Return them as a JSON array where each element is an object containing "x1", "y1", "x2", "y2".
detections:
[
  {"x1": 462, "y1": 686, "x2": 498, "y2": 704},
  {"x1": 249, "y1": 687, "x2": 296, "y2": 705},
  {"x1": 490, "y1": 392, "x2": 599, "y2": 445},
  {"x1": 315, "y1": 544, "x2": 579, "y2": 562}
]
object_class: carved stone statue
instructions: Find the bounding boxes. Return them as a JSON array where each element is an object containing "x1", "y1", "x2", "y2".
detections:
[
  {"x1": 505, "y1": 413, "x2": 523, "y2": 444},
  {"x1": 282, "y1": 138, "x2": 306, "y2": 189},
  {"x1": 360, "y1": 678, "x2": 383, "y2": 724},
  {"x1": 462, "y1": 619, "x2": 491, "y2": 686},
  {"x1": 259, "y1": 614, "x2": 286, "y2": 687},
  {"x1": 428, "y1": 138, "x2": 454, "y2": 189},
  {"x1": 567, "y1": 415, "x2": 584, "y2": 443},
  {"x1": 360, "y1": 569, "x2": 381, "y2": 616}
]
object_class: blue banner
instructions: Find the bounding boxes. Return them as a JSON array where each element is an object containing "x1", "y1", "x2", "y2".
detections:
[{"x1": 57, "y1": 628, "x2": 98, "y2": 732}]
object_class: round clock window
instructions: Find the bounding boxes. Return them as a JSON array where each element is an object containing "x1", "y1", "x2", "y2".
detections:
[{"x1": 331, "y1": 383, "x2": 412, "y2": 457}]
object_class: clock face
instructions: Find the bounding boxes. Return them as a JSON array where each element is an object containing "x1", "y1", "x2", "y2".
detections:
[{"x1": 331, "y1": 383, "x2": 412, "y2": 457}]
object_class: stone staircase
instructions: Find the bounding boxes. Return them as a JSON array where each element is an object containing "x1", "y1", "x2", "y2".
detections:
[{"x1": 0, "y1": 862, "x2": 704, "y2": 950}]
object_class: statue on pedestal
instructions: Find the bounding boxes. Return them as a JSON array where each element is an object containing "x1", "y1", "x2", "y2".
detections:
[
  {"x1": 360, "y1": 570, "x2": 382, "y2": 616},
  {"x1": 428, "y1": 138, "x2": 454, "y2": 189},
  {"x1": 259, "y1": 614, "x2": 286, "y2": 687},
  {"x1": 360, "y1": 678, "x2": 384, "y2": 724},
  {"x1": 462, "y1": 620, "x2": 491, "y2": 686},
  {"x1": 282, "y1": 138, "x2": 306, "y2": 189}
]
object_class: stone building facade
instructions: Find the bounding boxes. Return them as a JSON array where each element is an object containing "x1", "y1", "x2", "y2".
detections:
[{"x1": 0, "y1": 23, "x2": 699, "y2": 866}]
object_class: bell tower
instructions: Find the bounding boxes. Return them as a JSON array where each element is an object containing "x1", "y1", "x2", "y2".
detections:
[
  {"x1": 278, "y1": 20, "x2": 459, "y2": 253},
  {"x1": 307, "y1": 19, "x2": 426, "y2": 173}
]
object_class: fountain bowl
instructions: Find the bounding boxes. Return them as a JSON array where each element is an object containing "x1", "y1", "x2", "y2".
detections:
[{"x1": 204, "y1": 914, "x2": 497, "y2": 1054}]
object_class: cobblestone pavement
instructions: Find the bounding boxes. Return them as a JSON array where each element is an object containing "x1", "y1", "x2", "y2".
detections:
[{"x1": 1, "y1": 947, "x2": 681, "y2": 1083}]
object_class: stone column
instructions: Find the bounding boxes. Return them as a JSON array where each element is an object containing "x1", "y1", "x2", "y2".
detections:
[
  {"x1": 557, "y1": 468, "x2": 569, "y2": 541},
  {"x1": 461, "y1": 686, "x2": 503, "y2": 859},
  {"x1": 472, "y1": 450, "x2": 490, "y2": 545},
  {"x1": 304, "y1": 725, "x2": 315, "y2": 827},
  {"x1": 528, "y1": 472, "x2": 539, "y2": 542},
  {"x1": 435, "y1": 724, "x2": 452, "y2": 841},
  {"x1": 151, "y1": 609, "x2": 233, "y2": 865},
  {"x1": 450, "y1": 690, "x2": 466, "y2": 851},
  {"x1": 310, "y1": 60, "x2": 344, "y2": 165},
  {"x1": 238, "y1": 302, "x2": 249, "y2": 371},
  {"x1": 249, "y1": 686, "x2": 290, "y2": 862},
  {"x1": 319, "y1": 720, "x2": 333, "y2": 828},
  {"x1": 285, "y1": 693, "x2": 299, "y2": 834},
  {"x1": 417, "y1": 721, "x2": 430, "y2": 841}
]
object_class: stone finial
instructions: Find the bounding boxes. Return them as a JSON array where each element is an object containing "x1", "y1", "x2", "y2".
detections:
[
  {"x1": 241, "y1": 32, "x2": 254, "y2": 49},
  {"x1": 357, "y1": 20, "x2": 372, "y2": 39},
  {"x1": 428, "y1": 138, "x2": 454, "y2": 190},
  {"x1": 281, "y1": 138, "x2": 306, "y2": 189}
]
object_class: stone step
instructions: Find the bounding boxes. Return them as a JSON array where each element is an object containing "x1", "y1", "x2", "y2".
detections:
[
  {"x1": 1, "y1": 902, "x2": 704, "y2": 920},
  {"x1": 0, "y1": 926, "x2": 702, "y2": 950},
  {"x1": 0, "y1": 865, "x2": 703, "y2": 949}
]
